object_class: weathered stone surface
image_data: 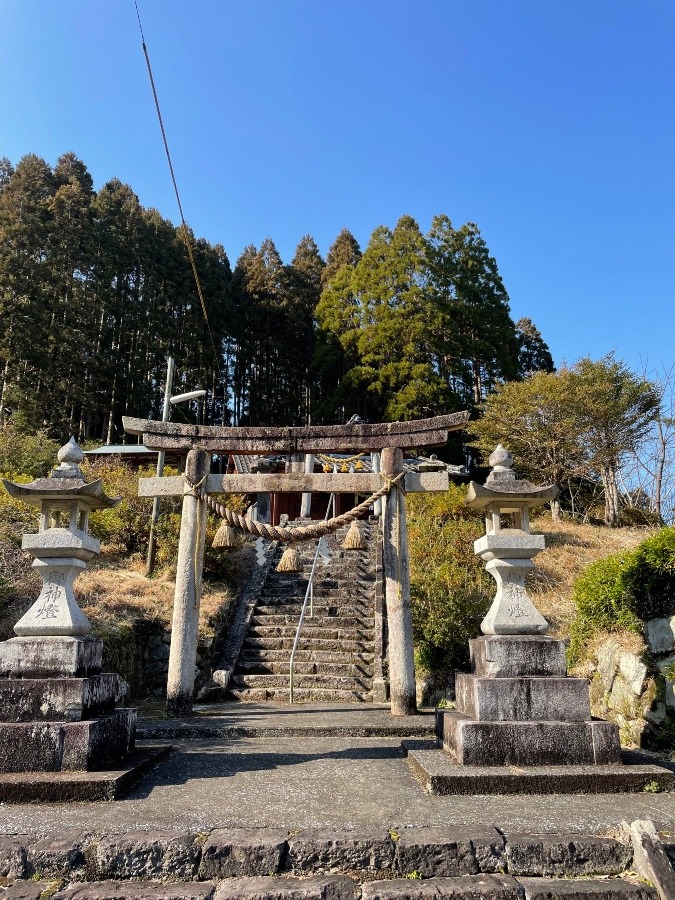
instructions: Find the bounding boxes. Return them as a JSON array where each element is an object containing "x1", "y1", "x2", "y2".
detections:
[
  {"x1": 26, "y1": 829, "x2": 89, "y2": 876},
  {"x1": 286, "y1": 829, "x2": 394, "y2": 873},
  {"x1": 0, "y1": 836, "x2": 28, "y2": 879},
  {"x1": 607, "y1": 676, "x2": 640, "y2": 719},
  {"x1": 480, "y1": 557, "x2": 549, "y2": 636},
  {"x1": 469, "y1": 636, "x2": 567, "y2": 678},
  {"x1": 0, "y1": 635, "x2": 102, "y2": 678},
  {"x1": 655, "y1": 654, "x2": 675, "y2": 709},
  {"x1": 394, "y1": 827, "x2": 505, "y2": 877},
  {"x1": 198, "y1": 828, "x2": 287, "y2": 879},
  {"x1": 93, "y1": 830, "x2": 200, "y2": 881},
  {"x1": 517, "y1": 878, "x2": 656, "y2": 898},
  {"x1": 0, "y1": 674, "x2": 121, "y2": 723},
  {"x1": 455, "y1": 674, "x2": 591, "y2": 722},
  {"x1": 212, "y1": 875, "x2": 357, "y2": 900},
  {"x1": 0, "y1": 880, "x2": 55, "y2": 900},
  {"x1": 437, "y1": 710, "x2": 621, "y2": 766},
  {"x1": 618, "y1": 653, "x2": 648, "y2": 696},
  {"x1": 596, "y1": 640, "x2": 621, "y2": 693},
  {"x1": 505, "y1": 834, "x2": 632, "y2": 876},
  {"x1": 14, "y1": 557, "x2": 91, "y2": 637},
  {"x1": 645, "y1": 616, "x2": 675, "y2": 655},
  {"x1": 362, "y1": 875, "x2": 521, "y2": 900},
  {"x1": 0, "y1": 710, "x2": 135, "y2": 772},
  {"x1": 55, "y1": 882, "x2": 215, "y2": 899},
  {"x1": 628, "y1": 819, "x2": 675, "y2": 900}
]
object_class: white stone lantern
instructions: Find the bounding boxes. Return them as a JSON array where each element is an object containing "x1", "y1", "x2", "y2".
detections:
[
  {"x1": 2, "y1": 437, "x2": 119, "y2": 637},
  {"x1": 465, "y1": 445, "x2": 558, "y2": 636}
]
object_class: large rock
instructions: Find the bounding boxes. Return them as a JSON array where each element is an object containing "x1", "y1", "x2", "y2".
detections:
[
  {"x1": 92, "y1": 830, "x2": 200, "y2": 880},
  {"x1": 394, "y1": 827, "x2": 505, "y2": 877},
  {"x1": 27, "y1": 829, "x2": 89, "y2": 876},
  {"x1": 607, "y1": 676, "x2": 640, "y2": 719},
  {"x1": 286, "y1": 829, "x2": 394, "y2": 873},
  {"x1": 505, "y1": 834, "x2": 632, "y2": 876},
  {"x1": 645, "y1": 616, "x2": 675, "y2": 655},
  {"x1": 618, "y1": 653, "x2": 648, "y2": 696},
  {"x1": 198, "y1": 829, "x2": 287, "y2": 879},
  {"x1": 0, "y1": 836, "x2": 28, "y2": 879},
  {"x1": 596, "y1": 640, "x2": 621, "y2": 693}
]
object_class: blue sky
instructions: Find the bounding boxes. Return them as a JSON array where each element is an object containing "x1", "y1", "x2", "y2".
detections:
[{"x1": 2, "y1": 1, "x2": 673, "y2": 374}]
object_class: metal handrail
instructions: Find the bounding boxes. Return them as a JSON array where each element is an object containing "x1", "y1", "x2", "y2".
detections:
[{"x1": 289, "y1": 493, "x2": 335, "y2": 703}]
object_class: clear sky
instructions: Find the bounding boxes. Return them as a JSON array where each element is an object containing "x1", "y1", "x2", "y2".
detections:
[{"x1": 2, "y1": 1, "x2": 673, "y2": 374}]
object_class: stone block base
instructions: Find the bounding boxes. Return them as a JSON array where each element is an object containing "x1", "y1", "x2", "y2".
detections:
[
  {"x1": 0, "y1": 674, "x2": 123, "y2": 722},
  {"x1": 404, "y1": 740, "x2": 675, "y2": 794},
  {"x1": 436, "y1": 709, "x2": 621, "y2": 766},
  {"x1": 470, "y1": 636, "x2": 567, "y2": 678},
  {"x1": 455, "y1": 673, "x2": 591, "y2": 722},
  {"x1": 0, "y1": 635, "x2": 102, "y2": 678},
  {"x1": 0, "y1": 709, "x2": 136, "y2": 772}
]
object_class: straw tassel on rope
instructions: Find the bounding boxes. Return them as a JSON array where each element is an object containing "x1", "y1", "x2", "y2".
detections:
[
  {"x1": 276, "y1": 545, "x2": 303, "y2": 573},
  {"x1": 342, "y1": 519, "x2": 367, "y2": 550},
  {"x1": 212, "y1": 521, "x2": 236, "y2": 549}
]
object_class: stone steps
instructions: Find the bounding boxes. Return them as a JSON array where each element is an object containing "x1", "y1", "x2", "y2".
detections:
[
  {"x1": 247, "y1": 625, "x2": 374, "y2": 641},
  {"x1": 0, "y1": 827, "x2": 657, "y2": 899},
  {"x1": 227, "y1": 520, "x2": 378, "y2": 704},
  {"x1": 239, "y1": 648, "x2": 375, "y2": 664},
  {"x1": 243, "y1": 636, "x2": 371, "y2": 653},
  {"x1": 251, "y1": 614, "x2": 375, "y2": 628},
  {"x1": 227, "y1": 686, "x2": 371, "y2": 702},
  {"x1": 230, "y1": 673, "x2": 371, "y2": 691},
  {"x1": 236, "y1": 660, "x2": 374, "y2": 677}
]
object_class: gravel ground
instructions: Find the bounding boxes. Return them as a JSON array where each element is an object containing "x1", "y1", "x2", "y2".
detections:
[{"x1": 2, "y1": 735, "x2": 675, "y2": 836}]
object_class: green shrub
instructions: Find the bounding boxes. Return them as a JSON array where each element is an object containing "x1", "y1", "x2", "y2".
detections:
[
  {"x1": 407, "y1": 485, "x2": 492, "y2": 674},
  {"x1": 623, "y1": 526, "x2": 675, "y2": 620},
  {"x1": 568, "y1": 550, "x2": 642, "y2": 664},
  {"x1": 0, "y1": 427, "x2": 59, "y2": 478}
]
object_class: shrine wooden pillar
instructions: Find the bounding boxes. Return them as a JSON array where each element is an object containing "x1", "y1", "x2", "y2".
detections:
[
  {"x1": 166, "y1": 448, "x2": 210, "y2": 716},
  {"x1": 381, "y1": 447, "x2": 416, "y2": 716}
]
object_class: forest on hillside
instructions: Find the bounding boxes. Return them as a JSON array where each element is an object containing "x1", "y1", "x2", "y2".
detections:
[{"x1": 0, "y1": 152, "x2": 553, "y2": 442}]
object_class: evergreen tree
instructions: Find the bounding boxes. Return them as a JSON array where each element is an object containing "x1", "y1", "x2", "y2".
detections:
[{"x1": 515, "y1": 317, "x2": 555, "y2": 374}]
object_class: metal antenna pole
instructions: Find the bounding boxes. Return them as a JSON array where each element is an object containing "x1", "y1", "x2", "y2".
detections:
[{"x1": 146, "y1": 356, "x2": 175, "y2": 576}]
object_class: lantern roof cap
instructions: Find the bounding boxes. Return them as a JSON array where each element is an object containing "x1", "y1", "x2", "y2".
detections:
[
  {"x1": 1, "y1": 437, "x2": 120, "y2": 509},
  {"x1": 465, "y1": 444, "x2": 558, "y2": 509}
]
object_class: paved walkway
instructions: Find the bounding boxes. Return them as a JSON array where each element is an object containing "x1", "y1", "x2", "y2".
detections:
[{"x1": 2, "y1": 703, "x2": 674, "y2": 837}]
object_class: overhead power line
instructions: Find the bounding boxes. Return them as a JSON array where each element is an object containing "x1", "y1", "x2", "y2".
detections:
[{"x1": 133, "y1": 0, "x2": 219, "y2": 362}]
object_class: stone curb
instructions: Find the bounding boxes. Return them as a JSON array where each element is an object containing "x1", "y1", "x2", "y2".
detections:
[
  {"x1": 0, "y1": 829, "x2": 637, "y2": 883},
  {"x1": 0, "y1": 875, "x2": 660, "y2": 900}
]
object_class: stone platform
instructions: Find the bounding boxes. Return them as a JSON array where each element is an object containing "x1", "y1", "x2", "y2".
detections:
[
  {"x1": 0, "y1": 743, "x2": 170, "y2": 802},
  {"x1": 404, "y1": 739, "x2": 675, "y2": 795}
]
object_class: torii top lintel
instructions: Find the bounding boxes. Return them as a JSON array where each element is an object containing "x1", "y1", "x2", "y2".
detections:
[{"x1": 122, "y1": 412, "x2": 469, "y2": 455}]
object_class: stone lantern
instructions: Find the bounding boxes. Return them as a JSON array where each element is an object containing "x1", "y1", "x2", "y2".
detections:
[
  {"x1": 0, "y1": 438, "x2": 136, "y2": 778},
  {"x1": 464, "y1": 444, "x2": 557, "y2": 636},
  {"x1": 433, "y1": 445, "x2": 623, "y2": 769},
  {"x1": 4, "y1": 437, "x2": 116, "y2": 638}
]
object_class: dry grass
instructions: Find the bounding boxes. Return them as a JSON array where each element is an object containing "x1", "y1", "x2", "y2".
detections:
[
  {"x1": 75, "y1": 546, "x2": 255, "y2": 640},
  {"x1": 527, "y1": 516, "x2": 650, "y2": 639}
]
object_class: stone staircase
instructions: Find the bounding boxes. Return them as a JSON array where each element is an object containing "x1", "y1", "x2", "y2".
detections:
[{"x1": 226, "y1": 520, "x2": 381, "y2": 703}]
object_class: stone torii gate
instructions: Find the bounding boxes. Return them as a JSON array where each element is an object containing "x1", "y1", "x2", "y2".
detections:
[{"x1": 123, "y1": 412, "x2": 468, "y2": 717}]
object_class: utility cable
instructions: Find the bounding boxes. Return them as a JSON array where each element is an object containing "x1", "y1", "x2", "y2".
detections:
[{"x1": 133, "y1": 1, "x2": 219, "y2": 363}]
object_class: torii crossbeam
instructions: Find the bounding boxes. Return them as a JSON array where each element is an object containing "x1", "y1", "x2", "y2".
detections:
[{"x1": 123, "y1": 412, "x2": 469, "y2": 716}]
